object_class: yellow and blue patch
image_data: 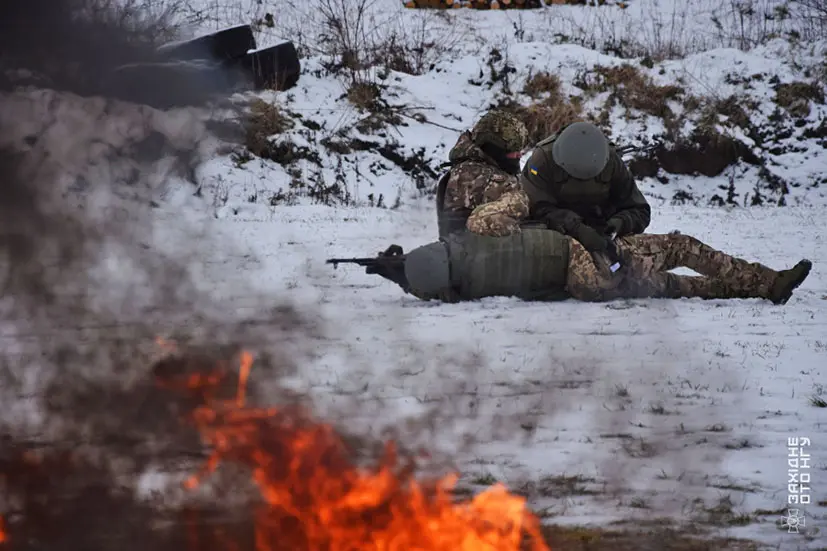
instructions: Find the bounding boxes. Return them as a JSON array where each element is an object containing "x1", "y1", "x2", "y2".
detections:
[{"x1": 528, "y1": 165, "x2": 538, "y2": 176}]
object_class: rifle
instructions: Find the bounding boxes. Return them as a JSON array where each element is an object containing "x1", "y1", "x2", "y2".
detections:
[
  {"x1": 326, "y1": 245, "x2": 410, "y2": 290},
  {"x1": 616, "y1": 143, "x2": 660, "y2": 156},
  {"x1": 326, "y1": 256, "x2": 406, "y2": 270}
]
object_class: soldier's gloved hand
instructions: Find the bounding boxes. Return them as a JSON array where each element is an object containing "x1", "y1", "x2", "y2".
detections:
[
  {"x1": 368, "y1": 245, "x2": 403, "y2": 263},
  {"x1": 604, "y1": 218, "x2": 625, "y2": 239},
  {"x1": 365, "y1": 245, "x2": 409, "y2": 290},
  {"x1": 572, "y1": 224, "x2": 625, "y2": 276},
  {"x1": 571, "y1": 223, "x2": 611, "y2": 253}
]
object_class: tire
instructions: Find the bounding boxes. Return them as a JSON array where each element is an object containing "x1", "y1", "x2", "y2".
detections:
[
  {"x1": 157, "y1": 24, "x2": 257, "y2": 63},
  {"x1": 234, "y1": 41, "x2": 301, "y2": 91},
  {"x1": 103, "y1": 60, "x2": 252, "y2": 109}
]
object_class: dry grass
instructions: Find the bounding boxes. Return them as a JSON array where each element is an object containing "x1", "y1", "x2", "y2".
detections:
[
  {"x1": 774, "y1": 81, "x2": 825, "y2": 117},
  {"x1": 347, "y1": 81, "x2": 383, "y2": 111},
  {"x1": 522, "y1": 71, "x2": 564, "y2": 99},
  {"x1": 244, "y1": 99, "x2": 295, "y2": 158},
  {"x1": 579, "y1": 64, "x2": 685, "y2": 119},
  {"x1": 698, "y1": 95, "x2": 755, "y2": 130},
  {"x1": 499, "y1": 71, "x2": 584, "y2": 143}
]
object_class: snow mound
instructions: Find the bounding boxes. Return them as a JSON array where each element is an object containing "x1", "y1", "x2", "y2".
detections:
[{"x1": 195, "y1": 37, "x2": 827, "y2": 219}]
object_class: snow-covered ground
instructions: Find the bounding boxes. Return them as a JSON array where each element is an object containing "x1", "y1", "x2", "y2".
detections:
[{"x1": 161, "y1": 196, "x2": 825, "y2": 549}]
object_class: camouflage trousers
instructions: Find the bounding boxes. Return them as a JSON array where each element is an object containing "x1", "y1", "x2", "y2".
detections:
[{"x1": 565, "y1": 234, "x2": 780, "y2": 302}]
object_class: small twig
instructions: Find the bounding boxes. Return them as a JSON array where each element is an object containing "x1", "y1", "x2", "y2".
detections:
[{"x1": 399, "y1": 111, "x2": 462, "y2": 132}]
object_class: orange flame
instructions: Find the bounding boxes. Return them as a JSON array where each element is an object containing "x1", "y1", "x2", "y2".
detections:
[
  {"x1": 169, "y1": 350, "x2": 551, "y2": 551},
  {"x1": 0, "y1": 515, "x2": 6, "y2": 544}
]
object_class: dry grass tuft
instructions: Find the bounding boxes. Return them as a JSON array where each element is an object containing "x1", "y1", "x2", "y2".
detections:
[
  {"x1": 699, "y1": 95, "x2": 755, "y2": 130},
  {"x1": 774, "y1": 81, "x2": 825, "y2": 117},
  {"x1": 347, "y1": 81, "x2": 383, "y2": 111},
  {"x1": 579, "y1": 63, "x2": 685, "y2": 119},
  {"x1": 499, "y1": 71, "x2": 584, "y2": 144},
  {"x1": 245, "y1": 99, "x2": 295, "y2": 158},
  {"x1": 522, "y1": 71, "x2": 563, "y2": 99}
]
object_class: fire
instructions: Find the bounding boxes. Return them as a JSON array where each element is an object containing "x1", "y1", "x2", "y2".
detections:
[
  {"x1": 162, "y1": 349, "x2": 551, "y2": 551},
  {"x1": 0, "y1": 516, "x2": 6, "y2": 544}
]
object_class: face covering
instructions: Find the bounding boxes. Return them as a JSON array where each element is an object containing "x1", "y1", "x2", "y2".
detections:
[{"x1": 480, "y1": 143, "x2": 521, "y2": 175}]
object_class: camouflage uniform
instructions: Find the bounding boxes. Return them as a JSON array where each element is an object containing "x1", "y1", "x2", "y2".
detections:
[
  {"x1": 566, "y1": 234, "x2": 781, "y2": 302},
  {"x1": 466, "y1": 189, "x2": 530, "y2": 236},
  {"x1": 436, "y1": 110, "x2": 529, "y2": 238}
]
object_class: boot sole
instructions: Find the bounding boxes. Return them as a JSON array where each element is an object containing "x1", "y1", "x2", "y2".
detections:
[{"x1": 777, "y1": 260, "x2": 812, "y2": 305}]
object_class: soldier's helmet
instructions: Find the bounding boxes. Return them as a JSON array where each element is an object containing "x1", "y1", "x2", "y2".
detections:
[
  {"x1": 470, "y1": 110, "x2": 529, "y2": 154},
  {"x1": 404, "y1": 241, "x2": 452, "y2": 298},
  {"x1": 551, "y1": 121, "x2": 610, "y2": 180}
]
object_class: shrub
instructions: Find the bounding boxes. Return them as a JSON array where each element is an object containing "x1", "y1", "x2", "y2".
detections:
[
  {"x1": 244, "y1": 99, "x2": 295, "y2": 158},
  {"x1": 579, "y1": 64, "x2": 685, "y2": 119}
]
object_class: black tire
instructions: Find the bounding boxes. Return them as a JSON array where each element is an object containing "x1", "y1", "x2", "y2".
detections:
[
  {"x1": 157, "y1": 24, "x2": 256, "y2": 63},
  {"x1": 234, "y1": 41, "x2": 300, "y2": 91},
  {"x1": 103, "y1": 60, "x2": 253, "y2": 109}
]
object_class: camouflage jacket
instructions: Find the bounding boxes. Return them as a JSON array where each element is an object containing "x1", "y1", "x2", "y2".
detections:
[{"x1": 436, "y1": 131, "x2": 520, "y2": 239}]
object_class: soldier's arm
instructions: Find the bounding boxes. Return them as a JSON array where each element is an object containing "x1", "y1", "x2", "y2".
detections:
[
  {"x1": 466, "y1": 189, "x2": 530, "y2": 236},
  {"x1": 529, "y1": 196, "x2": 583, "y2": 234},
  {"x1": 606, "y1": 151, "x2": 651, "y2": 235},
  {"x1": 439, "y1": 171, "x2": 475, "y2": 236},
  {"x1": 519, "y1": 149, "x2": 584, "y2": 235},
  {"x1": 441, "y1": 174, "x2": 473, "y2": 217},
  {"x1": 441, "y1": 163, "x2": 516, "y2": 213}
]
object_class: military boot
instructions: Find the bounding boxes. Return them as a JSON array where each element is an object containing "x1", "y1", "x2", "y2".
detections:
[{"x1": 767, "y1": 259, "x2": 812, "y2": 305}]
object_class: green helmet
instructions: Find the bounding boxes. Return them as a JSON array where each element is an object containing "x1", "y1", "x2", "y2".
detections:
[
  {"x1": 551, "y1": 122, "x2": 610, "y2": 179},
  {"x1": 404, "y1": 241, "x2": 452, "y2": 297},
  {"x1": 471, "y1": 110, "x2": 529, "y2": 153}
]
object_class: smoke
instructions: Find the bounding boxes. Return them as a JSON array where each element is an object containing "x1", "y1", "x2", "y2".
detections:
[
  {"x1": 0, "y1": 1, "x2": 319, "y2": 548},
  {"x1": 0, "y1": 3, "x2": 517, "y2": 548}
]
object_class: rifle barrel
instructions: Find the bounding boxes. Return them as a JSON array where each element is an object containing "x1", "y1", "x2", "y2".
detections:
[{"x1": 326, "y1": 258, "x2": 377, "y2": 264}]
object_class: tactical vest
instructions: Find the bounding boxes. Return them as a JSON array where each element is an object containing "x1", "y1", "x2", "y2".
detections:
[
  {"x1": 446, "y1": 229, "x2": 570, "y2": 301},
  {"x1": 523, "y1": 133, "x2": 616, "y2": 223},
  {"x1": 435, "y1": 147, "x2": 519, "y2": 239},
  {"x1": 435, "y1": 170, "x2": 470, "y2": 239}
]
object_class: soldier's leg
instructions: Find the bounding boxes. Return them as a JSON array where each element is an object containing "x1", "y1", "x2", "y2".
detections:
[
  {"x1": 565, "y1": 240, "x2": 663, "y2": 301},
  {"x1": 564, "y1": 240, "x2": 621, "y2": 301},
  {"x1": 565, "y1": 240, "x2": 724, "y2": 301},
  {"x1": 620, "y1": 234, "x2": 777, "y2": 295},
  {"x1": 619, "y1": 234, "x2": 811, "y2": 302}
]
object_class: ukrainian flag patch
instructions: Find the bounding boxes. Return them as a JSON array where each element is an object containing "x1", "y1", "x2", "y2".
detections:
[{"x1": 529, "y1": 165, "x2": 538, "y2": 176}]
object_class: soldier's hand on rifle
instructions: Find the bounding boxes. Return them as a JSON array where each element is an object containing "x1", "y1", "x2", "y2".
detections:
[
  {"x1": 365, "y1": 244, "x2": 404, "y2": 273},
  {"x1": 365, "y1": 244, "x2": 409, "y2": 290}
]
